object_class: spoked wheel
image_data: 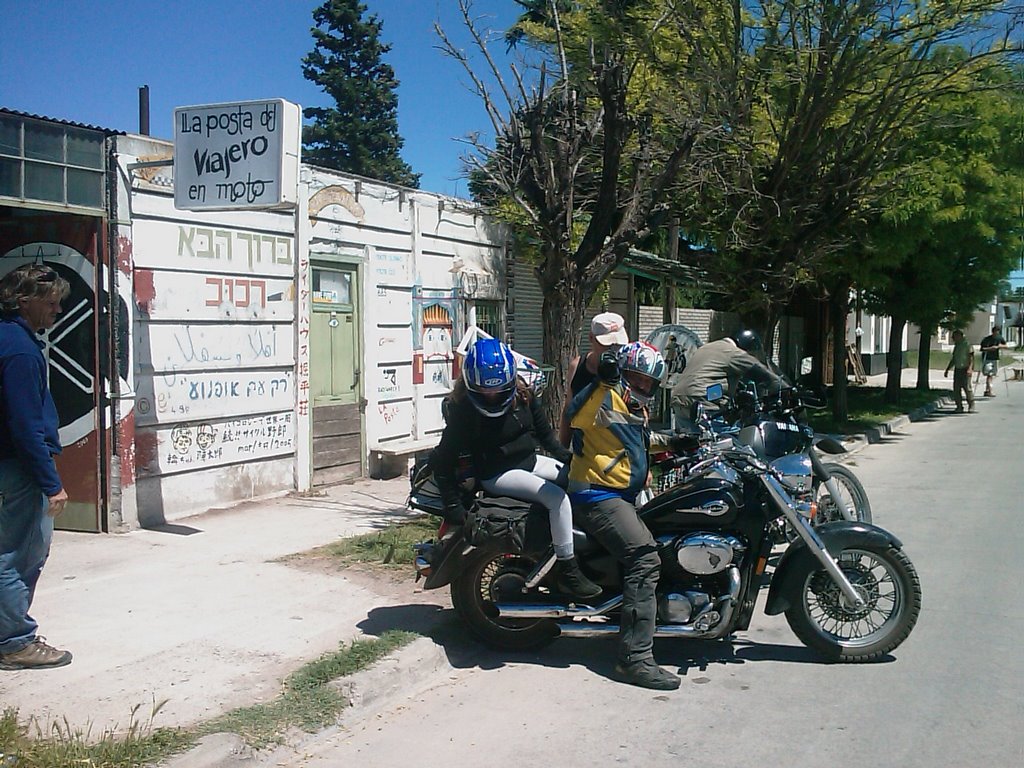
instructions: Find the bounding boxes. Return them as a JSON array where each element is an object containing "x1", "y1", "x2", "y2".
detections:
[
  {"x1": 815, "y1": 464, "x2": 872, "y2": 524},
  {"x1": 785, "y1": 544, "x2": 921, "y2": 662},
  {"x1": 450, "y1": 547, "x2": 557, "y2": 651}
]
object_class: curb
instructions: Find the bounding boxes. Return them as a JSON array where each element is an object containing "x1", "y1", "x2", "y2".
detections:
[
  {"x1": 156, "y1": 637, "x2": 453, "y2": 768},
  {"x1": 330, "y1": 635, "x2": 453, "y2": 720},
  {"x1": 835, "y1": 395, "x2": 952, "y2": 459}
]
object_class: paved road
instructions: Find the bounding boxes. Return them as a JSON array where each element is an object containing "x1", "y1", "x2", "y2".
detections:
[{"x1": 274, "y1": 383, "x2": 1024, "y2": 768}]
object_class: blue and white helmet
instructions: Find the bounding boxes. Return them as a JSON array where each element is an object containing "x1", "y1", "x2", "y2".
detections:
[
  {"x1": 616, "y1": 341, "x2": 666, "y2": 407},
  {"x1": 463, "y1": 338, "x2": 518, "y2": 417}
]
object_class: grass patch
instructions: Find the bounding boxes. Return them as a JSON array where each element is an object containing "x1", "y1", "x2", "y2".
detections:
[
  {"x1": 303, "y1": 517, "x2": 439, "y2": 570},
  {"x1": 0, "y1": 701, "x2": 193, "y2": 768},
  {"x1": 200, "y1": 629, "x2": 417, "y2": 748},
  {"x1": 906, "y1": 349, "x2": 953, "y2": 370},
  {"x1": 806, "y1": 385, "x2": 948, "y2": 435},
  {"x1": 0, "y1": 630, "x2": 419, "y2": 764}
]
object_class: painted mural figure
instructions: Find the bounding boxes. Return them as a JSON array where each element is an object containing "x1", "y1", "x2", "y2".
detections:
[
  {"x1": 0, "y1": 264, "x2": 73, "y2": 670},
  {"x1": 412, "y1": 287, "x2": 460, "y2": 387}
]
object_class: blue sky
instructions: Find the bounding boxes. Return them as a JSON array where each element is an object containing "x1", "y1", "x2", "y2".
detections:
[{"x1": 0, "y1": 0, "x2": 523, "y2": 198}]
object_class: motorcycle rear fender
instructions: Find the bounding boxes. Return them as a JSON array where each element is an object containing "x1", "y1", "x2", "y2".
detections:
[
  {"x1": 812, "y1": 434, "x2": 847, "y2": 454},
  {"x1": 422, "y1": 530, "x2": 471, "y2": 590},
  {"x1": 764, "y1": 522, "x2": 904, "y2": 616}
]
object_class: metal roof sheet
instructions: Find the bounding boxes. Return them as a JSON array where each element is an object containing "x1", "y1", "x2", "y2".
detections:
[{"x1": 0, "y1": 107, "x2": 122, "y2": 135}]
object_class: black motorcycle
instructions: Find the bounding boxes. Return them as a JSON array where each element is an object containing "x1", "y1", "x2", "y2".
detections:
[
  {"x1": 412, "y1": 431, "x2": 921, "y2": 662},
  {"x1": 657, "y1": 382, "x2": 870, "y2": 528}
]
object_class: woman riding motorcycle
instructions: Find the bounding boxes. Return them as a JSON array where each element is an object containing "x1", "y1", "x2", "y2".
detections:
[{"x1": 429, "y1": 338, "x2": 601, "y2": 600}]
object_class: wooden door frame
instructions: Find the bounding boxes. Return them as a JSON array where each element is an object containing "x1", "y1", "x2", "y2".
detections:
[{"x1": 309, "y1": 254, "x2": 366, "y2": 478}]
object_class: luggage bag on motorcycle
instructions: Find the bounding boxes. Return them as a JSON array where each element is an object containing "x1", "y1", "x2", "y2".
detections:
[
  {"x1": 466, "y1": 495, "x2": 550, "y2": 555},
  {"x1": 408, "y1": 454, "x2": 477, "y2": 515}
]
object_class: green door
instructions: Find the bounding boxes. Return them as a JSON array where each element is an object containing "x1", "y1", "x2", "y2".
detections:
[{"x1": 309, "y1": 265, "x2": 363, "y2": 483}]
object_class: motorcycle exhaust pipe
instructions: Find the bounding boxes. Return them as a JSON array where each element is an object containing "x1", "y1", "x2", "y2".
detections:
[
  {"x1": 558, "y1": 623, "x2": 732, "y2": 639},
  {"x1": 497, "y1": 594, "x2": 623, "y2": 619}
]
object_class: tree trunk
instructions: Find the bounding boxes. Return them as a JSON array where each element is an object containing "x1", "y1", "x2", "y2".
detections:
[
  {"x1": 539, "y1": 281, "x2": 588, "y2": 425},
  {"x1": 884, "y1": 315, "x2": 907, "y2": 405},
  {"x1": 916, "y1": 324, "x2": 933, "y2": 391},
  {"x1": 830, "y1": 280, "x2": 851, "y2": 423}
]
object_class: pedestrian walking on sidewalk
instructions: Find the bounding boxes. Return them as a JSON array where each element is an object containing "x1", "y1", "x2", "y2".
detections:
[
  {"x1": 979, "y1": 325, "x2": 1008, "y2": 397},
  {"x1": 944, "y1": 329, "x2": 975, "y2": 413},
  {"x1": 0, "y1": 264, "x2": 72, "y2": 671}
]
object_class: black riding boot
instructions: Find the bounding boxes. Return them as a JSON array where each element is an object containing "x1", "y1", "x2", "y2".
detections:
[{"x1": 554, "y1": 557, "x2": 602, "y2": 600}]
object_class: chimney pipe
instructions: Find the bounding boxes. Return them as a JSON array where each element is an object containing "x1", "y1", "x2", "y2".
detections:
[{"x1": 138, "y1": 85, "x2": 150, "y2": 135}]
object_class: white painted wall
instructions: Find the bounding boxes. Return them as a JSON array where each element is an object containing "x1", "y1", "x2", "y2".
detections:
[
  {"x1": 303, "y1": 167, "x2": 506, "y2": 475},
  {"x1": 117, "y1": 134, "x2": 298, "y2": 526}
]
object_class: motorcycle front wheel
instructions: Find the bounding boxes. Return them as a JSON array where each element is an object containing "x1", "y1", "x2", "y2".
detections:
[
  {"x1": 815, "y1": 464, "x2": 872, "y2": 524},
  {"x1": 450, "y1": 546, "x2": 558, "y2": 651},
  {"x1": 785, "y1": 544, "x2": 921, "y2": 662}
]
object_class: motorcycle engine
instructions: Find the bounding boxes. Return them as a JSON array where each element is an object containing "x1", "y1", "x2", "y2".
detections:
[{"x1": 674, "y1": 533, "x2": 743, "y2": 575}]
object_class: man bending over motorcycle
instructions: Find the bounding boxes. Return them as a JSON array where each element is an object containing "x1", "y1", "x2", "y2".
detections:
[
  {"x1": 670, "y1": 330, "x2": 783, "y2": 426},
  {"x1": 565, "y1": 341, "x2": 688, "y2": 690}
]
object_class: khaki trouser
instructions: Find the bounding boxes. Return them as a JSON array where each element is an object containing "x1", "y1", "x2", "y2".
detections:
[{"x1": 952, "y1": 368, "x2": 974, "y2": 410}]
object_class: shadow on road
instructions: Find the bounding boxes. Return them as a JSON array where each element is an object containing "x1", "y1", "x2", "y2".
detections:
[{"x1": 356, "y1": 603, "x2": 895, "y2": 686}]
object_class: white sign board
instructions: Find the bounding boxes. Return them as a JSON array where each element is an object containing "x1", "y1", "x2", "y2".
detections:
[{"x1": 174, "y1": 99, "x2": 300, "y2": 211}]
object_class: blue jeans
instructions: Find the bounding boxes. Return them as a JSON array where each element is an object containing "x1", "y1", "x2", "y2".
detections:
[{"x1": 0, "y1": 459, "x2": 53, "y2": 654}]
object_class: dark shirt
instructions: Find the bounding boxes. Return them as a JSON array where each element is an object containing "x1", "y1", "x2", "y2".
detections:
[
  {"x1": 0, "y1": 315, "x2": 63, "y2": 495},
  {"x1": 980, "y1": 334, "x2": 1006, "y2": 361},
  {"x1": 430, "y1": 392, "x2": 570, "y2": 488},
  {"x1": 570, "y1": 356, "x2": 597, "y2": 397}
]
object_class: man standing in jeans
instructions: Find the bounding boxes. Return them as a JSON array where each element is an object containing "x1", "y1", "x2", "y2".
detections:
[
  {"x1": 943, "y1": 329, "x2": 975, "y2": 413},
  {"x1": 0, "y1": 264, "x2": 72, "y2": 670}
]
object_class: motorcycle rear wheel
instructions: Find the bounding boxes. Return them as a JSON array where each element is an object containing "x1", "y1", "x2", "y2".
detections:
[
  {"x1": 815, "y1": 464, "x2": 871, "y2": 524},
  {"x1": 450, "y1": 546, "x2": 558, "y2": 651},
  {"x1": 785, "y1": 543, "x2": 921, "y2": 662}
]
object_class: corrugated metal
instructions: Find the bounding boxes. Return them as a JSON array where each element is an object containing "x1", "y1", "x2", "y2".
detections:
[
  {"x1": 507, "y1": 257, "x2": 545, "y2": 360},
  {"x1": 0, "y1": 107, "x2": 120, "y2": 135}
]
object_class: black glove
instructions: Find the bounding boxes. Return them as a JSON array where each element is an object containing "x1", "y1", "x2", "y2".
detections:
[
  {"x1": 437, "y1": 480, "x2": 468, "y2": 525},
  {"x1": 668, "y1": 434, "x2": 700, "y2": 454},
  {"x1": 597, "y1": 351, "x2": 620, "y2": 384},
  {"x1": 443, "y1": 500, "x2": 469, "y2": 526},
  {"x1": 554, "y1": 447, "x2": 573, "y2": 466}
]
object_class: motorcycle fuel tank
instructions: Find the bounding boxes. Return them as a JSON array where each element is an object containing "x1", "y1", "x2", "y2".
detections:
[
  {"x1": 739, "y1": 419, "x2": 813, "y2": 461},
  {"x1": 640, "y1": 474, "x2": 742, "y2": 529}
]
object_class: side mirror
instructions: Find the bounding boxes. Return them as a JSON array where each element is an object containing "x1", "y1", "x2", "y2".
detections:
[
  {"x1": 705, "y1": 383, "x2": 724, "y2": 402},
  {"x1": 799, "y1": 356, "x2": 813, "y2": 376}
]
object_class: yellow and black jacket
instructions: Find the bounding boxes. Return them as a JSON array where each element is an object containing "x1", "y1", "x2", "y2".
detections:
[{"x1": 565, "y1": 380, "x2": 653, "y2": 503}]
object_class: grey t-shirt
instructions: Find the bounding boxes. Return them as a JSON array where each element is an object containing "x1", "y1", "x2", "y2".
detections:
[{"x1": 670, "y1": 338, "x2": 769, "y2": 411}]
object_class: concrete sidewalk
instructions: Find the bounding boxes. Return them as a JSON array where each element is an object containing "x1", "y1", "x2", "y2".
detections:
[{"x1": 0, "y1": 475, "x2": 431, "y2": 738}]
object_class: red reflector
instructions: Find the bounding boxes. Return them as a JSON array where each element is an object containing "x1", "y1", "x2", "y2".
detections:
[{"x1": 438, "y1": 520, "x2": 450, "y2": 538}]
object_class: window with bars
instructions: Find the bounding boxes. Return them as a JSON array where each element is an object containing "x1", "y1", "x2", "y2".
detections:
[
  {"x1": 0, "y1": 113, "x2": 106, "y2": 210},
  {"x1": 474, "y1": 300, "x2": 502, "y2": 338}
]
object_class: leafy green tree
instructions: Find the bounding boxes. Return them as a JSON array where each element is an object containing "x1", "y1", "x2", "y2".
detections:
[
  {"x1": 673, "y1": 0, "x2": 1018, "y2": 346},
  {"x1": 302, "y1": 0, "x2": 420, "y2": 187},
  {"x1": 439, "y1": 0, "x2": 724, "y2": 419},
  {"x1": 862, "y1": 63, "x2": 1024, "y2": 403}
]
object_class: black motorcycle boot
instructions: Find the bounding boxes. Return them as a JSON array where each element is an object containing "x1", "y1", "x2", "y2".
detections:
[
  {"x1": 554, "y1": 557, "x2": 602, "y2": 600},
  {"x1": 611, "y1": 658, "x2": 681, "y2": 691}
]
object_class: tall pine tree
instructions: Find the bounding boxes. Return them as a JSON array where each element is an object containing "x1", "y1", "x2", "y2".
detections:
[{"x1": 302, "y1": 0, "x2": 420, "y2": 187}]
